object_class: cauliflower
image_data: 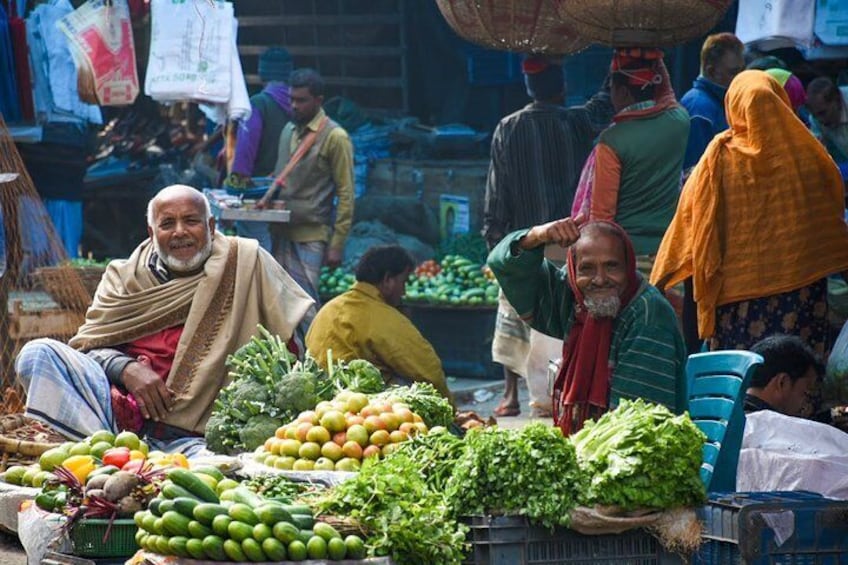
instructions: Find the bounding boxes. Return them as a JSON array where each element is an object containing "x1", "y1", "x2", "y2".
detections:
[{"x1": 239, "y1": 414, "x2": 283, "y2": 451}]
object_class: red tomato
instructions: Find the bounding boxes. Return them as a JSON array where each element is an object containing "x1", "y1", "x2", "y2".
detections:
[{"x1": 102, "y1": 447, "x2": 131, "y2": 469}]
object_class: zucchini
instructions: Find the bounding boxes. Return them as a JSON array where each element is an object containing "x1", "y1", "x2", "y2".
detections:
[
  {"x1": 167, "y1": 536, "x2": 190, "y2": 558},
  {"x1": 223, "y1": 538, "x2": 247, "y2": 562},
  {"x1": 231, "y1": 486, "x2": 264, "y2": 507},
  {"x1": 241, "y1": 538, "x2": 267, "y2": 562},
  {"x1": 167, "y1": 468, "x2": 219, "y2": 503},
  {"x1": 201, "y1": 535, "x2": 227, "y2": 561},
  {"x1": 192, "y1": 502, "x2": 229, "y2": 526},
  {"x1": 161, "y1": 510, "x2": 192, "y2": 537},
  {"x1": 292, "y1": 513, "x2": 315, "y2": 530},
  {"x1": 161, "y1": 483, "x2": 199, "y2": 501},
  {"x1": 227, "y1": 520, "x2": 254, "y2": 543},
  {"x1": 187, "y1": 520, "x2": 212, "y2": 539},
  {"x1": 192, "y1": 465, "x2": 225, "y2": 482},
  {"x1": 185, "y1": 537, "x2": 207, "y2": 560},
  {"x1": 255, "y1": 504, "x2": 293, "y2": 527},
  {"x1": 172, "y1": 497, "x2": 200, "y2": 518},
  {"x1": 228, "y1": 502, "x2": 260, "y2": 526}
]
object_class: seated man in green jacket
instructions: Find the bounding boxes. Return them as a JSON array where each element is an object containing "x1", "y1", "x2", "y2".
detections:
[
  {"x1": 488, "y1": 216, "x2": 686, "y2": 435},
  {"x1": 306, "y1": 245, "x2": 453, "y2": 402}
]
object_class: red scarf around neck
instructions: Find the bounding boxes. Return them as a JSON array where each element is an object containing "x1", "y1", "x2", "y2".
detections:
[{"x1": 552, "y1": 221, "x2": 640, "y2": 436}]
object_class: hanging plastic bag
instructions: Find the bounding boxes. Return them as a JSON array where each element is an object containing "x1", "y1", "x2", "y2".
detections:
[
  {"x1": 825, "y1": 320, "x2": 848, "y2": 404},
  {"x1": 145, "y1": 0, "x2": 234, "y2": 104},
  {"x1": 57, "y1": 0, "x2": 139, "y2": 106}
]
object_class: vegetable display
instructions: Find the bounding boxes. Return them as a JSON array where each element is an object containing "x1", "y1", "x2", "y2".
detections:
[
  {"x1": 369, "y1": 382, "x2": 455, "y2": 429},
  {"x1": 204, "y1": 326, "x2": 386, "y2": 454},
  {"x1": 135, "y1": 468, "x2": 367, "y2": 561},
  {"x1": 254, "y1": 390, "x2": 431, "y2": 472},
  {"x1": 446, "y1": 423, "x2": 585, "y2": 529},
  {"x1": 571, "y1": 399, "x2": 707, "y2": 510},
  {"x1": 405, "y1": 255, "x2": 498, "y2": 307},
  {"x1": 317, "y1": 451, "x2": 468, "y2": 565},
  {"x1": 319, "y1": 254, "x2": 499, "y2": 307}
]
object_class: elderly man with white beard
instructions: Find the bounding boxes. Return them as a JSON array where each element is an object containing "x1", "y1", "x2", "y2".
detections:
[
  {"x1": 15, "y1": 185, "x2": 313, "y2": 454},
  {"x1": 487, "y1": 216, "x2": 686, "y2": 436}
]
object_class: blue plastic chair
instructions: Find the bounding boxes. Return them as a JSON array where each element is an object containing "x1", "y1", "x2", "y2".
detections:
[{"x1": 686, "y1": 351, "x2": 763, "y2": 492}]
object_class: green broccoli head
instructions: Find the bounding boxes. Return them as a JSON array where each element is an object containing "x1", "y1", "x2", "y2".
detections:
[
  {"x1": 204, "y1": 413, "x2": 234, "y2": 454},
  {"x1": 346, "y1": 359, "x2": 385, "y2": 393},
  {"x1": 275, "y1": 371, "x2": 319, "y2": 414},
  {"x1": 226, "y1": 380, "x2": 271, "y2": 419},
  {"x1": 239, "y1": 414, "x2": 283, "y2": 451}
]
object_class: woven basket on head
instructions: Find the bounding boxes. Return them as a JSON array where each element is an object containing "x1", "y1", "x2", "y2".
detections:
[
  {"x1": 555, "y1": 0, "x2": 734, "y2": 47},
  {"x1": 436, "y1": 0, "x2": 588, "y2": 55},
  {"x1": 0, "y1": 414, "x2": 66, "y2": 471}
]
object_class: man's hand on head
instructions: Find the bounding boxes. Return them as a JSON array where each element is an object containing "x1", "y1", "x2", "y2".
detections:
[
  {"x1": 325, "y1": 247, "x2": 343, "y2": 268},
  {"x1": 520, "y1": 214, "x2": 586, "y2": 250},
  {"x1": 121, "y1": 361, "x2": 174, "y2": 422}
]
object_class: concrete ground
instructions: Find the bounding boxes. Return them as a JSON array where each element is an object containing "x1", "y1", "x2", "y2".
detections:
[
  {"x1": 0, "y1": 529, "x2": 25, "y2": 565},
  {"x1": 451, "y1": 373, "x2": 549, "y2": 429},
  {"x1": 0, "y1": 375, "x2": 539, "y2": 563}
]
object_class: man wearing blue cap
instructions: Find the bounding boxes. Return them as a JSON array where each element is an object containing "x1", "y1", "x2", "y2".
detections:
[
  {"x1": 483, "y1": 55, "x2": 613, "y2": 417},
  {"x1": 225, "y1": 47, "x2": 294, "y2": 251}
]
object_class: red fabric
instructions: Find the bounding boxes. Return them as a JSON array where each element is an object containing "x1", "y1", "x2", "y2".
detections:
[
  {"x1": 610, "y1": 47, "x2": 665, "y2": 88},
  {"x1": 522, "y1": 55, "x2": 552, "y2": 75},
  {"x1": 552, "y1": 221, "x2": 640, "y2": 436},
  {"x1": 111, "y1": 326, "x2": 183, "y2": 432},
  {"x1": 8, "y1": 1, "x2": 34, "y2": 120},
  {"x1": 123, "y1": 325, "x2": 184, "y2": 380}
]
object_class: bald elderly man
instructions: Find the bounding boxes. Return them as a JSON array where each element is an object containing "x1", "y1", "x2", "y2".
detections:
[{"x1": 15, "y1": 185, "x2": 313, "y2": 453}]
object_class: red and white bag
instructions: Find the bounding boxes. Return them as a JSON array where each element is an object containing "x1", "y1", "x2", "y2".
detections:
[{"x1": 58, "y1": 0, "x2": 139, "y2": 106}]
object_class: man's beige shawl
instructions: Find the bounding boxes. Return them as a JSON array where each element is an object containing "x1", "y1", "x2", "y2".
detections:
[{"x1": 69, "y1": 234, "x2": 313, "y2": 432}]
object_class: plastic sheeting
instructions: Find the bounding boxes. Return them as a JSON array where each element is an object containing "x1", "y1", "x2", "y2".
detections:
[{"x1": 737, "y1": 410, "x2": 848, "y2": 499}]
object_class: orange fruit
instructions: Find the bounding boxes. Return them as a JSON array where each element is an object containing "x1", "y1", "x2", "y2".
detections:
[
  {"x1": 306, "y1": 426, "x2": 331, "y2": 445},
  {"x1": 369, "y1": 430, "x2": 390, "y2": 447},
  {"x1": 362, "y1": 445, "x2": 381, "y2": 459},
  {"x1": 321, "y1": 442, "x2": 344, "y2": 462},
  {"x1": 364, "y1": 416, "x2": 386, "y2": 434},
  {"x1": 298, "y1": 442, "x2": 322, "y2": 461},
  {"x1": 346, "y1": 425, "x2": 369, "y2": 447},
  {"x1": 319, "y1": 410, "x2": 347, "y2": 433},
  {"x1": 389, "y1": 430, "x2": 409, "y2": 444},
  {"x1": 295, "y1": 422, "x2": 313, "y2": 442},
  {"x1": 342, "y1": 441, "x2": 363, "y2": 460},
  {"x1": 332, "y1": 431, "x2": 347, "y2": 446}
]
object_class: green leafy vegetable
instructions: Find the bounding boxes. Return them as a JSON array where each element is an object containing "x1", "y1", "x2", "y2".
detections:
[
  {"x1": 445, "y1": 423, "x2": 585, "y2": 529},
  {"x1": 317, "y1": 451, "x2": 468, "y2": 565},
  {"x1": 394, "y1": 427, "x2": 466, "y2": 492},
  {"x1": 571, "y1": 399, "x2": 707, "y2": 510},
  {"x1": 370, "y1": 382, "x2": 454, "y2": 428}
]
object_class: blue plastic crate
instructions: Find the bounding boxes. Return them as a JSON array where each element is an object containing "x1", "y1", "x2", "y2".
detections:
[
  {"x1": 462, "y1": 515, "x2": 682, "y2": 565},
  {"x1": 697, "y1": 491, "x2": 848, "y2": 565}
]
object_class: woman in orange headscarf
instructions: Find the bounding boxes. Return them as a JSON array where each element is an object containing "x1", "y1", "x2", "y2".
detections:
[{"x1": 651, "y1": 70, "x2": 848, "y2": 358}]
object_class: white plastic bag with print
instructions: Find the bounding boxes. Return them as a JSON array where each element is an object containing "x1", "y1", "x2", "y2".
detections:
[
  {"x1": 737, "y1": 410, "x2": 848, "y2": 499},
  {"x1": 145, "y1": 0, "x2": 234, "y2": 103},
  {"x1": 58, "y1": 0, "x2": 139, "y2": 106}
]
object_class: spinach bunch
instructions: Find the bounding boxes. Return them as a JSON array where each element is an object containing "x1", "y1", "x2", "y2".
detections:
[
  {"x1": 571, "y1": 398, "x2": 707, "y2": 510},
  {"x1": 445, "y1": 423, "x2": 585, "y2": 528},
  {"x1": 317, "y1": 452, "x2": 468, "y2": 565}
]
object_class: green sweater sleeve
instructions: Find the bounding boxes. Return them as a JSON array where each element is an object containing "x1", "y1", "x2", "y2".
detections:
[{"x1": 487, "y1": 230, "x2": 573, "y2": 339}]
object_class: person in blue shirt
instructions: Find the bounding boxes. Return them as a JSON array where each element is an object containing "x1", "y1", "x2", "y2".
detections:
[{"x1": 679, "y1": 33, "x2": 745, "y2": 176}]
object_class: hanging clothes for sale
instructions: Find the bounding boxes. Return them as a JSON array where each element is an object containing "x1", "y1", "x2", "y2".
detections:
[
  {"x1": 8, "y1": 0, "x2": 35, "y2": 121},
  {"x1": 0, "y1": 1, "x2": 22, "y2": 121},
  {"x1": 27, "y1": 0, "x2": 102, "y2": 124}
]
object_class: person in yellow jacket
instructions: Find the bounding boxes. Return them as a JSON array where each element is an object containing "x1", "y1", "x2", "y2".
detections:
[{"x1": 306, "y1": 245, "x2": 453, "y2": 403}]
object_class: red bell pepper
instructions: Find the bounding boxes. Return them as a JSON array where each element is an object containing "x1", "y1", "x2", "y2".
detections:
[{"x1": 102, "y1": 446, "x2": 131, "y2": 469}]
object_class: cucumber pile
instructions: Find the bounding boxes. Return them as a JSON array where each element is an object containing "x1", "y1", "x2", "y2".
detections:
[
  {"x1": 134, "y1": 467, "x2": 366, "y2": 561},
  {"x1": 405, "y1": 255, "x2": 498, "y2": 307},
  {"x1": 318, "y1": 255, "x2": 500, "y2": 307}
]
